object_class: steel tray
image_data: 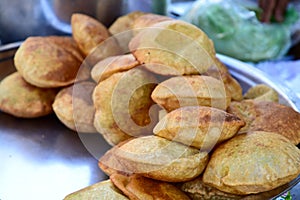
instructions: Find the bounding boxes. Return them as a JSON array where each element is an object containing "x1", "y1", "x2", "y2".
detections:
[{"x1": 0, "y1": 43, "x2": 299, "y2": 200}]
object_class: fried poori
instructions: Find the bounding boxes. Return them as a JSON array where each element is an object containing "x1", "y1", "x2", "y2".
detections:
[
  {"x1": 110, "y1": 173, "x2": 190, "y2": 200},
  {"x1": 93, "y1": 68, "x2": 157, "y2": 145},
  {"x1": 204, "y1": 59, "x2": 243, "y2": 101},
  {"x1": 151, "y1": 75, "x2": 231, "y2": 112},
  {"x1": 108, "y1": 11, "x2": 146, "y2": 53},
  {"x1": 181, "y1": 176, "x2": 242, "y2": 200},
  {"x1": 64, "y1": 180, "x2": 129, "y2": 200},
  {"x1": 132, "y1": 13, "x2": 173, "y2": 35},
  {"x1": 0, "y1": 72, "x2": 57, "y2": 118},
  {"x1": 243, "y1": 84, "x2": 279, "y2": 102},
  {"x1": 109, "y1": 11, "x2": 145, "y2": 35},
  {"x1": 129, "y1": 20, "x2": 216, "y2": 75},
  {"x1": 71, "y1": 13, "x2": 122, "y2": 64},
  {"x1": 71, "y1": 13, "x2": 110, "y2": 56},
  {"x1": 227, "y1": 100, "x2": 300, "y2": 144},
  {"x1": 52, "y1": 81, "x2": 97, "y2": 133},
  {"x1": 99, "y1": 135, "x2": 209, "y2": 182},
  {"x1": 154, "y1": 106, "x2": 245, "y2": 150},
  {"x1": 91, "y1": 54, "x2": 139, "y2": 83},
  {"x1": 203, "y1": 131, "x2": 300, "y2": 195},
  {"x1": 14, "y1": 36, "x2": 88, "y2": 88},
  {"x1": 181, "y1": 176, "x2": 298, "y2": 200}
]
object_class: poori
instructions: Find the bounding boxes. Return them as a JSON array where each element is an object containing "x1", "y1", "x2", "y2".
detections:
[
  {"x1": 71, "y1": 13, "x2": 111, "y2": 56},
  {"x1": 154, "y1": 106, "x2": 245, "y2": 150},
  {"x1": 132, "y1": 13, "x2": 173, "y2": 34},
  {"x1": 109, "y1": 11, "x2": 145, "y2": 35},
  {"x1": 151, "y1": 75, "x2": 231, "y2": 112},
  {"x1": 99, "y1": 135, "x2": 209, "y2": 182},
  {"x1": 91, "y1": 54, "x2": 139, "y2": 83},
  {"x1": 228, "y1": 100, "x2": 300, "y2": 144},
  {"x1": 108, "y1": 11, "x2": 146, "y2": 53},
  {"x1": 64, "y1": 180, "x2": 129, "y2": 200},
  {"x1": 71, "y1": 13, "x2": 121, "y2": 64},
  {"x1": 129, "y1": 20, "x2": 216, "y2": 75},
  {"x1": 204, "y1": 59, "x2": 243, "y2": 101},
  {"x1": 93, "y1": 68, "x2": 157, "y2": 145},
  {"x1": 243, "y1": 84, "x2": 279, "y2": 102},
  {"x1": 0, "y1": 72, "x2": 57, "y2": 118},
  {"x1": 14, "y1": 36, "x2": 87, "y2": 88},
  {"x1": 52, "y1": 81, "x2": 97, "y2": 133},
  {"x1": 110, "y1": 173, "x2": 190, "y2": 200},
  {"x1": 202, "y1": 131, "x2": 300, "y2": 195}
]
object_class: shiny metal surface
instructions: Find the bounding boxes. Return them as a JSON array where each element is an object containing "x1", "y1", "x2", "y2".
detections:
[{"x1": 0, "y1": 45, "x2": 299, "y2": 199}]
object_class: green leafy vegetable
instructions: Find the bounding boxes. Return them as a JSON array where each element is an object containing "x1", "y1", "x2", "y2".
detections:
[{"x1": 181, "y1": 0, "x2": 299, "y2": 62}]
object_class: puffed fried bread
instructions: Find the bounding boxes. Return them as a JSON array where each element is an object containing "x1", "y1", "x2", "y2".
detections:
[
  {"x1": 0, "y1": 72, "x2": 57, "y2": 118},
  {"x1": 91, "y1": 54, "x2": 139, "y2": 83},
  {"x1": 228, "y1": 100, "x2": 300, "y2": 144},
  {"x1": 52, "y1": 81, "x2": 97, "y2": 133},
  {"x1": 154, "y1": 106, "x2": 245, "y2": 150},
  {"x1": 93, "y1": 68, "x2": 157, "y2": 145},
  {"x1": 110, "y1": 173, "x2": 190, "y2": 200},
  {"x1": 151, "y1": 75, "x2": 231, "y2": 112},
  {"x1": 129, "y1": 20, "x2": 216, "y2": 75},
  {"x1": 14, "y1": 36, "x2": 88, "y2": 88},
  {"x1": 203, "y1": 131, "x2": 300, "y2": 195},
  {"x1": 99, "y1": 135, "x2": 209, "y2": 182}
]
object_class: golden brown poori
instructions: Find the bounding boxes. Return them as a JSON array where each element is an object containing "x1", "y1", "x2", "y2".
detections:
[
  {"x1": 132, "y1": 13, "x2": 173, "y2": 34},
  {"x1": 0, "y1": 72, "x2": 57, "y2": 118},
  {"x1": 181, "y1": 176, "x2": 297, "y2": 200},
  {"x1": 52, "y1": 81, "x2": 97, "y2": 133},
  {"x1": 14, "y1": 36, "x2": 88, "y2": 88},
  {"x1": 227, "y1": 100, "x2": 300, "y2": 144},
  {"x1": 129, "y1": 20, "x2": 216, "y2": 75},
  {"x1": 243, "y1": 84, "x2": 279, "y2": 102},
  {"x1": 203, "y1": 131, "x2": 300, "y2": 195},
  {"x1": 91, "y1": 54, "x2": 139, "y2": 83},
  {"x1": 181, "y1": 176, "x2": 242, "y2": 200},
  {"x1": 99, "y1": 135, "x2": 209, "y2": 182},
  {"x1": 151, "y1": 75, "x2": 231, "y2": 112},
  {"x1": 204, "y1": 59, "x2": 243, "y2": 101},
  {"x1": 154, "y1": 106, "x2": 245, "y2": 150},
  {"x1": 71, "y1": 13, "x2": 111, "y2": 56},
  {"x1": 93, "y1": 68, "x2": 158, "y2": 145},
  {"x1": 109, "y1": 11, "x2": 146, "y2": 35},
  {"x1": 110, "y1": 173, "x2": 190, "y2": 200},
  {"x1": 64, "y1": 180, "x2": 129, "y2": 200},
  {"x1": 71, "y1": 13, "x2": 122, "y2": 64},
  {"x1": 108, "y1": 11, "x2": 146, "y2": 53}
]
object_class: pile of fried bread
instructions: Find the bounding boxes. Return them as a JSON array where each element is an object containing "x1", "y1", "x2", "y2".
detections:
[{"x1": 0, "y1": 11, "x2": 300, "y2": 200}]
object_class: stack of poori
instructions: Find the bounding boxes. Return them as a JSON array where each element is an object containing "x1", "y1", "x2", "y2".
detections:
[{"x1": 0, "y1": 11, "x2": 299, "y2": 200}]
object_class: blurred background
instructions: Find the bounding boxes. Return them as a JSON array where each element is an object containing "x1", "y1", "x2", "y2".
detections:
[{"x1": 0, "y1": 0, "x2": 193, "y2": 45}]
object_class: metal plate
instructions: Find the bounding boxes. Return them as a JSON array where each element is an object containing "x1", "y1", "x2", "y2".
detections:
[{"x1": 0, "y1": 43, "x2": 299, "y2": 200}]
